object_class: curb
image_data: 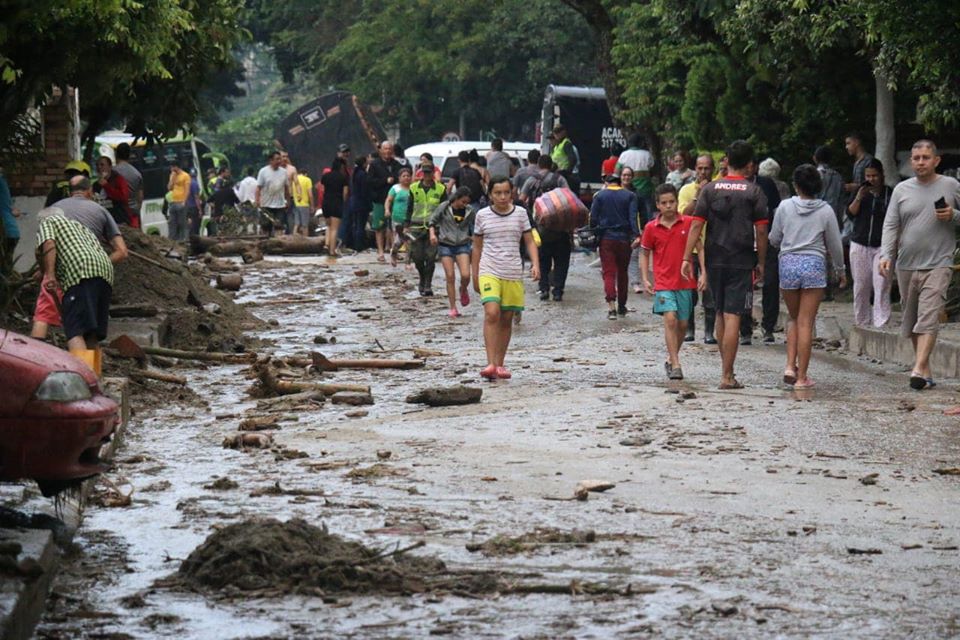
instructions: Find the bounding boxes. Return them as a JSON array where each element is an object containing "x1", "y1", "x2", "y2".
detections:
[
  {"x1": 753, "y1": 299, "x2": 960, "y2": 378},
  {"x1": 0, "y1": 377, "x2": 129, "y2": 640}
]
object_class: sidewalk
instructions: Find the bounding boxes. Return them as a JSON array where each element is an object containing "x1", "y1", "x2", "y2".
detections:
[
  {"x1": 0, "y1": 378, "x2": 130, "y2": 640},
  {"x1": 757, "y1": 298, "x2": 960, "y2": 380}
]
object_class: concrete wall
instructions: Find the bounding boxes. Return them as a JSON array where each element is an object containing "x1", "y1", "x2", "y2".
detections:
[{"x1": 10, "y1": 196, "x2": 44, "y2": 272}]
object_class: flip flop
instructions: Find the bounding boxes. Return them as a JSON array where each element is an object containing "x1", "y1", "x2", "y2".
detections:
[
  {"x1": 926, "y1": 378, "x2": 937, "y2": 389},
  {"x1": 719, "y1": 379, "x2": 745, "y2": 390},
  {"x1": 909, "y1": 374, "x2": 926, "y2": 390},
  {"x1": 783, "y1": 369, "x2": 797, "y2": 386},
  {"x1": 794, "y1": 378, "x2": 816, "y2": 389},
  {"x1": 480, "y1": 365, "x2": 498, "y2": 380}
]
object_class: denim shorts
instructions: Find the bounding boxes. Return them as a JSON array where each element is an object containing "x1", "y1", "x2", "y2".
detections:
[
  {"x1": 438, "y1": 243, "x2": 472, "y2": 258},
  {"x1": 779, "y1": 253, "x2": 827, "y2": 290}
]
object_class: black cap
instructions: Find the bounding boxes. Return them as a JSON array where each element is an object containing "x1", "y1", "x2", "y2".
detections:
[
  {"x1": 604, "y1": 173, "x2": 621, "y2": 184},
  {"x1": 337, "y1": 143, "x2": 350, "y2": 152}
]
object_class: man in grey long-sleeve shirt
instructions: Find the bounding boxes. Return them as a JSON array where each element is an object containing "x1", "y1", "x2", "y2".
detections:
[{"x1": 879, "y1": 139, "x2": 960, "y2": 389}]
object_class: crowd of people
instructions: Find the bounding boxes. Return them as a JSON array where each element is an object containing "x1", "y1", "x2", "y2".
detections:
[{"x1": 3, "y1": 124, "x2": 958, "y2": 393}]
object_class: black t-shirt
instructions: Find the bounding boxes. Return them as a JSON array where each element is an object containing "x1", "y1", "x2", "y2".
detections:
[
  {"x1": 453, "y1": 166, "x2": 484, "y2": 202},
  {"x1": 850, "y1": 186, "x2": 891, "y2": 248},
  {"x1": 210, "y1": 185, "x2": 239, "y2": 217},
  {"x1": 693, "y1": 176, "x2": 768, "y2": 269},
  {"x1": 321, "y1": 171, "x2": 348, "y2": 214}
]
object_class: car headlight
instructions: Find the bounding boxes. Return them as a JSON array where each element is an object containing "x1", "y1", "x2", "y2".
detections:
[{"x1": 34, "y1": 372, "x2": 93, "y2": 402}]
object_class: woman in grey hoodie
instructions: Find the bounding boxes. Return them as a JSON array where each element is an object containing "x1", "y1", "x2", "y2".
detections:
[{"x1": 769, "y1": 164, "x2": 846, "y2": 388}]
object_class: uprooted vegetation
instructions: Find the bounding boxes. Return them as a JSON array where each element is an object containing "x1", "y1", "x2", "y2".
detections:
[{"x1": 160, "y1": 519, "x2": 649, "y2": 600}]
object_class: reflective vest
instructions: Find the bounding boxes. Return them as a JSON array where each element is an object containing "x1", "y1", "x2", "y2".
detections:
[
  {"x1": 409, "y1": 180, "x2": 446, "y2": 227},
  {"x1": 551, "y1": 138, "x2": 574, "y2": 171}
]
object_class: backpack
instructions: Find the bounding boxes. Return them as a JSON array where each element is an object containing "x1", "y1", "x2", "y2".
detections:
[
  {"x1": 456, "y1": 166, "x2": 484, "y2": 201},
  {"x1": 530, "y1": 171, "x2": 561, "y2": 201}
]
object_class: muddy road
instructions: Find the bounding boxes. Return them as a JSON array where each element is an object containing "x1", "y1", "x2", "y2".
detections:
[{"x1": 37, "y1": 252, "x2": 960, "y2": 639}]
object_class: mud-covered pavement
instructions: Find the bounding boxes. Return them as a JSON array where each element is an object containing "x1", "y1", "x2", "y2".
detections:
[{"x1": 37, "y1": 251, "x2": 960, "y2": 639}]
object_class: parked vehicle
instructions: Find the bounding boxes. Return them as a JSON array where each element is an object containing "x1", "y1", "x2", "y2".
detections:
[
  {"x1": 404, "y1": 141, "x2": 540, "y2": 179},
  {"x1": 540, "y1": 85, "x2": 625, "y2": 192},
  {"x1": 95, "y1": 131, "x2": 222, "y2": 237},
  {"x1": 0, "y1": 330, "x2": 118, "y2": 496}
]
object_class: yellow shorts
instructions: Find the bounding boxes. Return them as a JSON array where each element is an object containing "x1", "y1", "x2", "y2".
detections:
[{"x1": 479, "y1": 275, "x2": 525, "y2": 311}]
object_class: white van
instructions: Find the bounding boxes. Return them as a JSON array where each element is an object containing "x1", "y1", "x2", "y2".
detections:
[{"x1": 404, "y1": 141, "x2": 540, "y2": 179}]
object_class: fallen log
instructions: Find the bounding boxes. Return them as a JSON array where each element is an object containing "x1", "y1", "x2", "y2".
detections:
[
  {"x1": 406, "y1": 386, "x2": 482, "y2": 406},
  {"x1": 216, "y1": 273, "x2": 243, "y2": 291},
  {"x1": 192, "y1": 235, "x2": 266, "y2": 254},
  {"x1": 261, "y1": 236, "x2": 328, "y2": 255},
  {"x1": 256, "y1": 390, "x2": 326, "y2": 409},
  {"x1": 310, "y1": 352, "x2": 425, "y2": 372},
  {"x1": 109, "y1": 303, "x2": 159, "y2": 318},
  {"x1": 254, "y1": 362, "x2": 368, "y2": 397},
  {"x1": 208, "y1": 240, "x2": 260, "y2": 257},
  {"x1": 141, "y1": 345, "x2": 255, "y2": 364},
  {"x1": 130, "y1": 368, "x2": 187, "y2": 385}
]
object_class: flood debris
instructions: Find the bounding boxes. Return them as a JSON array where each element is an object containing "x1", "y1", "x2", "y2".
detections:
[
  {"x1": 251, "y1": 362, "x2": 370, "y2": 398},
  {"x1": 405, "y1": 386, "x2": 482, "y2": 406},
  {"x1": 222, "y1": 432, "x2": 274, "y2": 450},
  {"x1": 330, "y1": 391, "x2": 375, "y2": 406},
  {"x1": 203, "y1": 477, "x2": 239, "y2": 491},
  {"x1": 311, "y1": 351, "x2": 425, "y2": 371},
  {"x1": 238, "y1": 416, "x2": 280, "y2": 431},
  {"x1": 466, "y1": 528, "x2": 597, "y2": 556},
  {"x1": 163, "y1": 519, "x2": 450, "y2": 597},
  {"x1": 346, "y1": 464, "x2": 406, "y2": 480},
  {"x1": 161, "y1": 519, "x2": 645, "y2": 600},
  {"x1": 215, "y1": 273, "x2": 243, "y2": 291},
  {"x1": 933, "y1": 467, "x2": 960, "y2": 476}
]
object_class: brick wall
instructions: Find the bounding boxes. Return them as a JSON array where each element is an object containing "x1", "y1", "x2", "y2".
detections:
[{"x1": 7, "y1": 86, "x2": 80, "y2": 197}]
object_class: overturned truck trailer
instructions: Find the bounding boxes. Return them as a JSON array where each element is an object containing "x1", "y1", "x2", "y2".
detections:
[{"x1": 275, "y1": 91, "x2": 386, "y2": 180}]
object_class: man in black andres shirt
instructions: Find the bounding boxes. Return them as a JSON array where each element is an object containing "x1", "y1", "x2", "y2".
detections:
[{"x1": 683, "y1": 140, "x2": 769, "y2": 390}]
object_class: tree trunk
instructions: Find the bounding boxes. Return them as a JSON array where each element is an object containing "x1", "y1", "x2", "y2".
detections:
[
  {"x1": 874, "y1": 70, "x2": 897, "y2": 186},
  {"x1": 560, "y1": 1, "x2": 626, "y2": 120}
]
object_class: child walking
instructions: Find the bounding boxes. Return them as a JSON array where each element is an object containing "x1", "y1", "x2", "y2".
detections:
[
  {"x1": 640, "y1": 184, "x2": 705, "y2": 380},
  {"x1": 386, "y1": 167, "x2": 412, "y2": 267},
  {"x1": 472, "y1": 177, "x2": 540, "y2": 380},
  {"x1": 430, "y1": 187, "x2": 476, "y2": 317}
]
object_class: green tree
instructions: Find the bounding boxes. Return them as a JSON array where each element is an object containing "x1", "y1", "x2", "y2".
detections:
[
  {"x1": 248, "y1": 0, "x2": 598, "y2": 142},
  {"x1": 0, "y1": 0, "x2": 248, "y2": 156}
]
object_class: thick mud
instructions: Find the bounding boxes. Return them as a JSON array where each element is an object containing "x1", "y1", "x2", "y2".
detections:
[{"x1": 36, "y1": 251, "x2": 960, "y2": 639}]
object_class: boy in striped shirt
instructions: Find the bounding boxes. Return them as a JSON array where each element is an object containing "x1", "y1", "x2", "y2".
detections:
[{"x1": 471, "y1": 177, "x2": 540, "y2": 380}]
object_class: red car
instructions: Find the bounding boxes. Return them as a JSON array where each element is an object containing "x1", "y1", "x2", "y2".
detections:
[{"x1": 0, "y1": 330, "x2": 118, "y2": 496}]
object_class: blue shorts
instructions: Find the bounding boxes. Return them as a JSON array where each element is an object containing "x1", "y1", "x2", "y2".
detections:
[
  {"x1": 438, "y1": 243, "x2": 471, "y2": 258},
  {"x1": 779, "y1": 253, "x2": 827, "y2": 290},
  {"x1": 653, "y1": 289, "x2": 694, "y2": 319}
]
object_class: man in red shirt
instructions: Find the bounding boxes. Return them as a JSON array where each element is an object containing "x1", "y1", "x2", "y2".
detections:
[{"x1": 641, "y1": 184, "x2": 705, "y2": 380}]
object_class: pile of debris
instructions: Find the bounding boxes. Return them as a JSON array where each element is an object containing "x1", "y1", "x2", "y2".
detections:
[
  {"x1": 161, "y1": 518, "x2": 647, "y2": 600},
  {"x1": 113, "y1": 228, "x2": 265, "y2": 351}
]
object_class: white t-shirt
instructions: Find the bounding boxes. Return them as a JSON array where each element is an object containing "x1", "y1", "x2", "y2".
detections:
[
  {"x1": 474, "y1": 205, "x2": 531, "y2": 281},
  {"x1": 618, "y1": 148, "x2": 654, "y2": 172},
  {"x1": 235, "y1": 176, "x2": 258, "y2": 203},
  {"x1": 257, "y1": 166, "x2": 288, "y2": 208}
]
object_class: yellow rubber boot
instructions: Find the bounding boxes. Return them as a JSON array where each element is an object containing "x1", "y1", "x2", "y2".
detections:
[
  {"x1": 69, "y1": 348, "x2": 97, "y2": 375},
  {"x1": 93, "y1": 347, "x2": 103, "y2": 377}
]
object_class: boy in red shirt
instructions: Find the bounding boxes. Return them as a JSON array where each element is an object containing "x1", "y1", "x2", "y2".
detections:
[{"x1": 640, "y1": 184, "x2": 706, "y2": 380}]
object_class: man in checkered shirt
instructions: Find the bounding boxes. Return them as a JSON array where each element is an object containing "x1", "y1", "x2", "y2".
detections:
[{"x1": 36, "y1": 207, "x2": 114, "y2": 372}]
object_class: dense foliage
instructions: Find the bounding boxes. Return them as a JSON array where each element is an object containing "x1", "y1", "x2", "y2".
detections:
[{"x1": 0, "y1": 0, "x2": 248, "y2": 158}]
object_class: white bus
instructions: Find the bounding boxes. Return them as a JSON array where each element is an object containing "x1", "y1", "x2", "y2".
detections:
[{"x1": 94, "y1": 131, "x2": 223, "y2": 236}]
